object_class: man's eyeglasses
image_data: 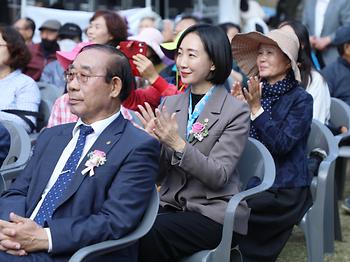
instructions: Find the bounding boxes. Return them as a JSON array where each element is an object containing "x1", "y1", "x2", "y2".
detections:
[{"x1": 64, "y1": 71, "x2": 106, "y2": 84}]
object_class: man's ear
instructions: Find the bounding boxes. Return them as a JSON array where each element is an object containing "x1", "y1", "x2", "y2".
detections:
[{"x1": 110, "y1": 76, "x2": 122, "y2": 98}]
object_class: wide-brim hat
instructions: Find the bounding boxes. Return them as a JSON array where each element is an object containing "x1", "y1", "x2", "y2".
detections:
[
  {"x1": 56, "y1": 41, "x2": 93, "y2": 70},
  {"x1": 231, "y1": 29, "x2": 301, "y2": 82},
  {"x1": 160, "y1": 30, "x2": 184, "y2": 60},
  {"x1": 128, "y1": 27, "x2": 164, "y2": 59}
]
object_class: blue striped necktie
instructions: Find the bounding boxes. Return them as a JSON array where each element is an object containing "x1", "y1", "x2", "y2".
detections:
[{"x1": 34, "y1": 125, "x2": 94, "y2": 226}]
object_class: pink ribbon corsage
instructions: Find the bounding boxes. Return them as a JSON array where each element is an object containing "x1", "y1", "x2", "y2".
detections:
[
  {"x1": 189, "y1": 118, "x2": 209, "y2": 142},
  {"x1": 81, "y1": 150, "x2": 107, "y2": 177}
]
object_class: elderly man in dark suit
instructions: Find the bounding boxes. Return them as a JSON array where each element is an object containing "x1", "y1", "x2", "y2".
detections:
[{"x1": 0, "y1": 44, "x2": 160, "y2": 262}]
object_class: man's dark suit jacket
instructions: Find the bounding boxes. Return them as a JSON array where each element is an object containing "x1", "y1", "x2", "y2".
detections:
[{"x1": 0, "y1": 114, "x2": 160, "y2": 261}]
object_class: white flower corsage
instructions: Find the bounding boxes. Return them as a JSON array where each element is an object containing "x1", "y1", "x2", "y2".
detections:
[{"x1": 81, "y1": 150, "x2": 106, "y2": 177}]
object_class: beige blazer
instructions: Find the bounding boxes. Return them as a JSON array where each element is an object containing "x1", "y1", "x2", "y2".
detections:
[{"x1": 158, "y1": 86, "x2": 251, "y2": 235}]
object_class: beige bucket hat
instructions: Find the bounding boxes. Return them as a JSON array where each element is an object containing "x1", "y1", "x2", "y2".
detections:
[{"x1": 231, "y1": 29, "x2": 301, "y2": 82}]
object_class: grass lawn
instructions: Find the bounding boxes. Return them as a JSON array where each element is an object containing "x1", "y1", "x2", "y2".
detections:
[{"x1": 278, "y1": 164, "x2": 350, "y2": 262}]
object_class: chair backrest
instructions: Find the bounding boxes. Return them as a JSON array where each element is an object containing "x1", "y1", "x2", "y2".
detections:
[
  {"x1": 307, "y1": 119, "x2": 338, "y2": 198},
  {"x1": 69, "y1": 185, "x2": 159, "y2": 262},
  {"x1": 37, "y1": 81, "x2": 63, "y2": 108},
  {"x1": 0, "y1": 120, "x2": 31, "y2": 186},
  {"x1": 0, "y1": 175, "x2": 5, "y2": 195},
  {"x1": 122, "y1": 185, "x2": 159, "y2": 243},
  {"x1": 330, "y1": 97, "x2": 350, "y2": 130},
  {"x1": 236, "y1": 137, "x2": 275, "y2": 189},
  {"x1": 301, "y1": 120, "x2": 338, "y2": 258},
  {"x1": 209, "y1": 138, "x2": 275, "y2": 262},
  {"x1": 0, "y1": 120, "x2": 31, "y2": 169},
  {"x1": 36, "y1": 99, "x2": 52, "y2": 132},
  {"x1": 307, "y1": 120, "x2": 338, "y2": 156}
]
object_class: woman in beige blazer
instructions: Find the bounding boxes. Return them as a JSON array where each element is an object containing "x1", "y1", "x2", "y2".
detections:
[{"x1": 137, "y1": 24, "x2": 250, "y2": 262}]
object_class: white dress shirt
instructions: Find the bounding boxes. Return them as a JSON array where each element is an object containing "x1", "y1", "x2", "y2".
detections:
[
  {"x1": 315, "y1": 0, "x2": 330, "y2": 37},
  {"x1": 30, "y1": 111, "x2": 120, "y2": 252}
]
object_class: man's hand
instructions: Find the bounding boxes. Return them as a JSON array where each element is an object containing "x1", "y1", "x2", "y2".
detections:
[
  {"x1": 309, "y1": 36, "x2": 317, "y2": 48},
  {"x1": 0, "y1": 212, "x2": 49, "y2": 253},
  {"x1": 314, "y1": 36, "x2": 332, "y2": 51},
  {"x1": 0, "y1": 227, "x2": 27, "y2": 256}
]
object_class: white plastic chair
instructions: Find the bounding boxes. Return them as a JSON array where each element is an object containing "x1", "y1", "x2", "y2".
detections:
[
  {"x1": 180, "y1": 137, "x2": 276, "y2": 262},
  {"x1": 329, "y1": 97, "x2": 350, "y2": 242},
  {"x1": 69, "y1": 185, "x2": 159, "y2": 262},
  {"x1": 0, "y1": 120, "x2": 32, "y2": 192},
  {"x1": 37, "y1": 81, "x2": 63, "y2": 108},
  {"x1": 330, "y1": 97, "x2": 350, "y2": 200},
  {"x1": 299, "y1": 120, "x2": 338, "y2": 261}
]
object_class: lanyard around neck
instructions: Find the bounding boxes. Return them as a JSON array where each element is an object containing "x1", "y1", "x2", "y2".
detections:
[{"x1": 186, "y1": 86, "x2": 215, "y2": 139}]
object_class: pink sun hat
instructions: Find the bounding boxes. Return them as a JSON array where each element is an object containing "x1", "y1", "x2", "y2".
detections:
[{"x1": 56, "y1": 41, "x2": 93, "y2": 70}]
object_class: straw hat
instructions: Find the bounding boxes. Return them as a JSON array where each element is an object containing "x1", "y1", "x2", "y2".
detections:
[{"x1": 231, "y1": 29, "x2": 301, "y2": 82}]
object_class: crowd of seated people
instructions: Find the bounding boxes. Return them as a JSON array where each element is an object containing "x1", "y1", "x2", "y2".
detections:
[{"x1": 0, "y1": 2, "x2": 350, "y2": 261}]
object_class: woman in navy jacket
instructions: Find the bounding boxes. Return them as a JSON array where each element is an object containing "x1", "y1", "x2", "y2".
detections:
[{"x1": 231, "y1": 28, "x2": 313, "y2": 261}]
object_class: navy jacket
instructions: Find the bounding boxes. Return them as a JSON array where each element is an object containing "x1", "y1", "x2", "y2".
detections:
[
  {"x1": 0, "y1": 115, "x2": 160, "y2": 260},
  {"x1": 322, "y1": 57, "x2": 350, "y2": 106},
  {"x1": 252, "y1": 86, "x2": 313, "y2": 188}
]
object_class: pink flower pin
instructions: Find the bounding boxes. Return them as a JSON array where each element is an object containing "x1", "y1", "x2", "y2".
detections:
[
  {"x1": 81, "y1": 150, "x2": 107, "y2": 177},
  {"x1": 189, "y1": 118, "x2": 209, "y2": 142},
  {"x1": 192, "y1": 122, "x2": 205, "y2": 133}
]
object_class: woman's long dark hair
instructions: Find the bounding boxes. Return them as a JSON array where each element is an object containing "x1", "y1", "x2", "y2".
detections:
[{"x1": 279, "y1": 21, "x2": 313, "y2": 88}]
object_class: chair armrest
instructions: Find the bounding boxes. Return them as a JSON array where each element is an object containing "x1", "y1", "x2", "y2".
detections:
[
  {"x1": 211, "y1": 181, "x2": 272, "y2": 262},
  {"x1": 69, "y1": 236, "x2": 139, "y2": 262},
  {"x1": 1, "y1": 164, "x2": 26, "y2": 182},
  {"x1": 69, "y1": 186, "x2": 159, "y2": 262},
  {"x1": 223, "y1": 181, "x2": 272, "y2": 237},
  {"x1": 312, "y1": 153, "x2": 337, "y2": 213},
  {"x1": 335, "y1": 132, "x2": 350, "y2": 146},
  {"x1": 0, "y1": 175, "x2": 5, "y2": 194}
]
